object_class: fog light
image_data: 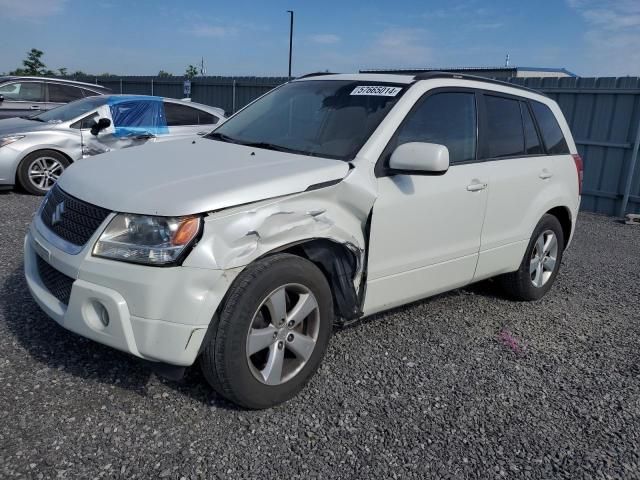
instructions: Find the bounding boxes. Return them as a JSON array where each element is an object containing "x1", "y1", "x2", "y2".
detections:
[{"x1": 96, "y1": 302, "x2": 109, "y2": 326}]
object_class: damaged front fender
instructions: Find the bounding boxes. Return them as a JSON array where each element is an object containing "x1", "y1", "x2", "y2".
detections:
[{"x1": 183, "y1": 167, "x2": 376, "y2": 320}]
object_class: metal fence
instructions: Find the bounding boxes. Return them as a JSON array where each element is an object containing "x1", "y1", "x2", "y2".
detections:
[
  {"x1": 72, "y1": 75, "x2": 287, "y2": 115},
  {"x1": 74, "y1": 74, "x2": 640, "y2": 216},
  {"x1": 509, "y1": 76, "x2": 640, "y2": 216}
]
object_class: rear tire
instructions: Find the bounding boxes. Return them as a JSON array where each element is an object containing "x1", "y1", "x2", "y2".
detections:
[
  {"x1": 499, "y1": 214, "x2": 565, "y2": 301},
  {"x1": 200, "y1": 253, "x2": 334, "y2": 409},
  {"x1": 17, "y1": 150, "x2": 69, "y2": 195}
]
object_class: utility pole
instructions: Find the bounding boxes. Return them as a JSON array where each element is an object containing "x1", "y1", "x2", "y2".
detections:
[{"x1": 287, "y1": 10, "x2": 294, "y2": 79}]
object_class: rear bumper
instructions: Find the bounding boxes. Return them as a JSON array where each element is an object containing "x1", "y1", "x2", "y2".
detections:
[{"x1": 24, "y1": 226, "x2": 237, "y2": 366}]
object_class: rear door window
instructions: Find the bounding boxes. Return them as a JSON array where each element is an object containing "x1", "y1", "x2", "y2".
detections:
[
  {"x1": 0, "y1": 82, "x2": 45, "y2": 102},
  {"x1": 394, "y1": 91, "x2": 477, "y2": 164},
  {"x1": 48, "y1": 83, "x2": 84, "y2": 103},
  {"x1": 521, "y1": 102, "x2": 543, "y2": 155},
  {"x1": 531, "y1": 101, "x2": 569, "y2": 154},
  {"x1": 164, "y1": 102, "x2": 209, "y2": 126},
  {"x1": 483, "y1": 95, "x2": 524, "y2": 159}
]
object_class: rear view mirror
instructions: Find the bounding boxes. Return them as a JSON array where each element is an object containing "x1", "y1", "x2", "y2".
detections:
[
  {"x1": 388, "y1": 142, "x2": 450, "y2": 175},
  {"x1": 90, "y1": 117, "x2": 111, "y2": 136}
]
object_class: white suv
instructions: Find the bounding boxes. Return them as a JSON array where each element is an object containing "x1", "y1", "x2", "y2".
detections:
[{"x1": 24, "y1": 73, "x2": 582, "y2": 408}]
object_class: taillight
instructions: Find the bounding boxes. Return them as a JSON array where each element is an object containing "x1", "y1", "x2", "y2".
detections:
[{"x1": 572, "y1": 154, "x2": 583, "y2": 195}]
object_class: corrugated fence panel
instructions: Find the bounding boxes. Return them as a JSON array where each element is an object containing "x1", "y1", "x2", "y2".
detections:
[
  {"x1": 67, "y1": 74, "x2": 640, "y2": 216},
  {"x1": 509, "y1": 76, "x2": 640, "y2": 216}
]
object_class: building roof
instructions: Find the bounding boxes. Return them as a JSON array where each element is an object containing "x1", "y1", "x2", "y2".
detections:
[{"x1": 360, "y1": 66, "x2": 578, "y2": 77}]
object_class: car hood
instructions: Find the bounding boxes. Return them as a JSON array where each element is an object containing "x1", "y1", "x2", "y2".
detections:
[
  {"x1": 0, "y1": 117, "x2": 58, "y2": 135},
  {"x1": 57, "y1": 138, "x2": 350, "y2": 216}
]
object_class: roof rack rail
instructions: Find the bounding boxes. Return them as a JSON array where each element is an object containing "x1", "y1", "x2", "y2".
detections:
[
  {"x1": 412, "y1": 71, "x2": 543, "y2": 95},
  {"x1": 296, "y1": 72, "x2": 338, "y2": 79}
]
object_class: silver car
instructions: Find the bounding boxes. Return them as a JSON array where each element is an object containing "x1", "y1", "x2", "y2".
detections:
[{"x1": 0, "y1": 95, "x2": 225, "y2": 195}]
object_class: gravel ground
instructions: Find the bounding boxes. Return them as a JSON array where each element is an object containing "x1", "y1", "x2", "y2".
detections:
[{"x1": 0, "y1": 191, "x2": 639, "y2": 480}]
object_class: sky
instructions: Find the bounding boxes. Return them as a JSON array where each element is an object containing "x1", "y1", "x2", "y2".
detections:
[{"x1": 0, "y1": 0, "x2": 639, "y2": 77}]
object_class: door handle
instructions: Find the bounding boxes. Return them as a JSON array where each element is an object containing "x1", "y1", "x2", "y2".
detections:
[
  {"x1": 539, "y1": 169, "x2": 553, "y2": 180},
  {"x1": 466, "y1": 181, "x2": 488, "y2": 192},
  {"x1": 30, "y1": 105, "x2": 41, "y2": 110}
]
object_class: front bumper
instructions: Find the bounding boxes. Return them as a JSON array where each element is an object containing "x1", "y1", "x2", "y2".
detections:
[{"x1": 24, "y1": 220, "x2": 238, "y2": 366}]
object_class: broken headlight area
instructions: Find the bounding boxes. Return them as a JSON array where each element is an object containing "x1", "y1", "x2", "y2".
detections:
[{"x1": 93, "y1": 214, "x2": 201, "y2": 265}]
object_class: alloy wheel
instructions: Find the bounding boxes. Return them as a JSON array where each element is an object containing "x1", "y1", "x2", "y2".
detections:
[
  {"x1": 245, "y1": 283, "x2": 320, "y2": 386},
  {"x1": 28, "y1": 156, "x2": 64, "y2": 191},
  {"x1": 530, "y1": 229, "x2": 558, "y2": 288}
]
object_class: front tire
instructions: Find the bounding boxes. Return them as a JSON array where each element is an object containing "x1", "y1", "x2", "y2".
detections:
[
  {"x1": 499, "y1": 214, "x2": 565, "y2": 301},
  {"x1": 201, "y1": 253, "x2": 334, "y2": 409},
  {"x1": 17, "y1": 150, "x2": 69, "y2": 195}
]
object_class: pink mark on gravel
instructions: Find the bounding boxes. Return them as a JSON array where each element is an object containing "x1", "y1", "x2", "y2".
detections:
[{"x1": 498, "y1": 329, "x2": 525, "y2": 355}]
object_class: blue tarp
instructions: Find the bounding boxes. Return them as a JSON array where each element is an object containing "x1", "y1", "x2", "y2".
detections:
[{"x1": 108, "y1": 96, "x2": 169, "y2": 137}]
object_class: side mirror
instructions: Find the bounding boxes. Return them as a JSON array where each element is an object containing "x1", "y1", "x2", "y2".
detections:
[
  {"x1": 90, "y1": 117, "x2": 111, "y2": 136},
  {"x1": 388, "y1": 142, "x2": 450, "y2": 175}
]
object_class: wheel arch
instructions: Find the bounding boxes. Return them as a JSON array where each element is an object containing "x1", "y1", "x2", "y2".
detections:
[
  {"x1": 545, "y1": 205, "x2": 572, "y2": 250},
  {"x1": 264, "y1": 238, "x2": 363, "y2": 322},
  {"x1": 15, "y1": 148, "x2": 74, "y2": 184}
]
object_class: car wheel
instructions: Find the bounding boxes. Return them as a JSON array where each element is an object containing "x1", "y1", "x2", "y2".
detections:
[
  {"x1": 201, "y1": 253, "x2": 334, "y2": 409},
  {"x1": 499, "y1": 214, "x2": 565, "y2": 301},
  {"x1": 17, "y1": 150, "x2": 69, "y2": 195}
]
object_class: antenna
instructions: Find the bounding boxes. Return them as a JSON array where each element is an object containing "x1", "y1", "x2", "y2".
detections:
[{"x1": 505, "y1": 53, "x2": 510, "y2": 67}]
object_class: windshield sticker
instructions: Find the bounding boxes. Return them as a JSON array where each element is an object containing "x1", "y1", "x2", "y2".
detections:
[{"x1": 350, "y1": 86, "x2": 402, "y2": 97}]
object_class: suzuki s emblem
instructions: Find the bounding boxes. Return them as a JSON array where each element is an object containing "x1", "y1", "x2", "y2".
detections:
[{"x1": 51, "y1": 202, "x2": 65, "y2": 226}]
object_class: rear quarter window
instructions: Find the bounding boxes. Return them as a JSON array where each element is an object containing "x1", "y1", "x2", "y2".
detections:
[{"x1": 531, "y1": 101, "x2": 569, "y2": 154}]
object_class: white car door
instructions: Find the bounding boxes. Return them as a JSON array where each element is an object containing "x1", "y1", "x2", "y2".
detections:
[
  {"x1": 364, "y1": 90, "x2": 489, "y2": 315},
  {"x1": 473, "y1": 94, "x2": 558, "y2": 281},
  {"x1": 158, "y1": 101, "x2": 221, "y2": 143}
]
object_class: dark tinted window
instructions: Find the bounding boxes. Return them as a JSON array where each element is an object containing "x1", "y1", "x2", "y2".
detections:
[
  {"x1": 484, "y1": 95, "x2": 524, "y2": 158},
  {"x1": 521, "y1": 102, "x2": 543, "y2": 155},
  {"x1": 70, "y1": 112, "x2": 99, "y2": 129},
  {"x1": 198, "y1": 111, "x2": 217, "y2": 125},
  {"x1": 164, "y1": 102, "x2": 199, "y2": 125},
  {"x1": 49, "y1": 83, "x2": 84, "y2": 103},
  {"x1": 531, "y1": 101, "x2": 569, "y2": 154},
  {"x1": 0, "y1": 81, "x2": 44, "y2": 102},
  {"x1": 395, "y1": 92, "x2": 476, "y2": 164},
  {"x1": 163, "y1": 102, "x2": 218, "y2": 126}
]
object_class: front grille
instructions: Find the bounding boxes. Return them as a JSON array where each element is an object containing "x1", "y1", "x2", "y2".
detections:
[
  {"x1": 40, "y1": 185, "x2": 111, "y2": 247},
  {"x1": 36, "y1": 255, "x2": 74, "y2": 305}
]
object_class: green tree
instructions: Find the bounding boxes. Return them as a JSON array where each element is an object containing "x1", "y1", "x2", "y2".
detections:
[
  {"x1": 71, "y1": 70, "x2": 89, "y2": 77},
  {"x1": 158, "y1": 70, "x2": 173, "y2": 77},
  {"x1": 58, "y1": 67, "x2": 68, "y2": 76},
  {"x1": 185, "y1": 65, "x2": 198, "y2": 79},
  {"x1": 11, "y1": 48, "x2": 52, "y2": 76}
]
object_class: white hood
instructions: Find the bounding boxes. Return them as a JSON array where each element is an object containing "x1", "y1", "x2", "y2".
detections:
[{"x1": 57, "y1": 138, "x2": 350, "y2": 216}]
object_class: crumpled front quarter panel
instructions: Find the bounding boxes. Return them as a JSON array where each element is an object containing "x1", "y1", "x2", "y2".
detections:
[{"x1": 183, "y1": 166, "x2": 376, "y2": 288}]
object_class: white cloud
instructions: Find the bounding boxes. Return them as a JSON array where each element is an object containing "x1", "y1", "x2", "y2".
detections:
[
  {"x1": 309, "y1": 34, "x2": 341, "y2": 45},
  {"x1": 190, "y1": 25, "x2": 237, "y2": 38},
  {"x1": 0, "y1": 0, "x2": 66, "y2": 19},
  {"x1": 567, "y1": 0, "x2": 640, "y2": 75}
]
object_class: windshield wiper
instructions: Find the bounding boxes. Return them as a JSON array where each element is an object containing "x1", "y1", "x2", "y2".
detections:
[
  {"x1": 204, "y1": 132, "x2": 242, "y2": 144},
  {"x1": 21, "y1": 116, "x2": 44, "y2": 122},
  {"x1": 237, "y1": 141, "x2": 303, "y2": 154}
]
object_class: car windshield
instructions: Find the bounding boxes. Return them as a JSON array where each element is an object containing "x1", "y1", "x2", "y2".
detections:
[
  {"x1": 207, "y1": 80, "x2": 406, "y2": 160},
  {"x1": 33, "y1": 96, "x2": 107, "y2": 123}
]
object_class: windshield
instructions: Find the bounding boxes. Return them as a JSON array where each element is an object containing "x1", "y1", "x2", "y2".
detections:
[
  {"x1": 208, "y1": 80, "x2": 406, "y2": 160},
  {"x1": 33, "y1": 96, "x2": 107, "y2": 123}
]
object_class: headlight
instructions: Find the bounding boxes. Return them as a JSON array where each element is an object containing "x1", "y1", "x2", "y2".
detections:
[
  {"x1": 93, "y1": 214, "x2": 202, "y2": 265},
  {"x1": 0, "y1": 135, "x2": 25, "y2": 148}
]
